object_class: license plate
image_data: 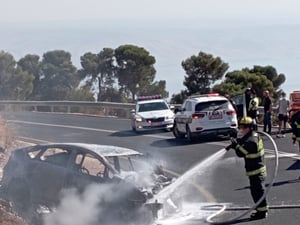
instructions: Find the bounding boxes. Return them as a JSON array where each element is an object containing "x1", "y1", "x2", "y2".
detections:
[
  {"x1": 209, "y1": 111, "x2": 223, "y2": 120},
  {"x1": 151, "y1": 122, "x2": 162, "y2": 126}
]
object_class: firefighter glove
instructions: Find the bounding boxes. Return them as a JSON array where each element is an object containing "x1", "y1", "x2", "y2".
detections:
[
  {"x1": 231, "y1": 138, "x2": 238, "y2": 148},
  {"x1": 225, "y1": 138, "x2": 238, "y2": 151}
]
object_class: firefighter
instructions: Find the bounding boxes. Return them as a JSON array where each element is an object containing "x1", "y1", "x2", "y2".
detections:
[
  {"x1": 248, "y1": 89, "x2": 259, "y2": 131},
  {"x1": 245, "y1": 88, "x2": 252, "y2": 116},
  {"x1": 291, "y1": 113, "x2": 300, "y2": 180},
  {"x1": 226, "y1": 116, "x2": 268, "y2": 220},
  {"x1": 291, "y1": 112, "x2": 300, "y2": 151}
]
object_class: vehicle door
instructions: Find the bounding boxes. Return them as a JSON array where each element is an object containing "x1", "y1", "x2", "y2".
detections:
[
  {"x1": 64, "y1": 151, "x2": 115, "y2": 193},
  {"x1": 28, "y1": 147, "x2": 70, "y2": 205},
  {"x1": 175, "y1": 100, "x2": 192, "y2": 132}
]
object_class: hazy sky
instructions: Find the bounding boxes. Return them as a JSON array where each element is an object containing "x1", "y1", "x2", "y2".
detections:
[
  {"x1": 1, "y1": 0, "x2": 300, "y2": 25},
  {"x1": 1, "y1": 0, "x2": 300, "y2": 96}
]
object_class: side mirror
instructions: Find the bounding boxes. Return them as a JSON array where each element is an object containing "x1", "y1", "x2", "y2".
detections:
[
  {"x1": 131, "y1": 109, "x2": 136, "y2": 114},
  {"x1": 169, "y1": 105, "x2": 175, "y2": 110}
]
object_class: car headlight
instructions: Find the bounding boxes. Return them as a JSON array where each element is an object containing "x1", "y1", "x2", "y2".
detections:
[{"x1": 135, "y1": 117, "x2": 143, "y2": 122}]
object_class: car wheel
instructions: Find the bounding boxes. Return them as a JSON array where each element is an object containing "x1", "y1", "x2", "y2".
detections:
[
  {"x1": 186, "y1": 125, "x2": 194, "y2": 141},
  {"x1": 173, "y1": 123, "x2": 185, "y2": 139}
]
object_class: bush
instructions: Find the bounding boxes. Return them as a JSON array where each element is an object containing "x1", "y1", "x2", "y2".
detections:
[{"x1": 0, "y1": 115, "x2": 14, "y2": 151}]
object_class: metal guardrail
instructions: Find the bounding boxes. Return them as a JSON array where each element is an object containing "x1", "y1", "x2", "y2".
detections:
[
  {"x1": 0, "y1": 100, "x2": 276, "y2": 120},
  {"x1": 0, "y1": 100, "x2": 135, "y2": 118}
]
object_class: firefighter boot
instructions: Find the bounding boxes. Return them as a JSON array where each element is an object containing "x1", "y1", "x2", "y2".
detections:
[{"x1": 250, "y1": 211, "x2": 268, "y2": 220}]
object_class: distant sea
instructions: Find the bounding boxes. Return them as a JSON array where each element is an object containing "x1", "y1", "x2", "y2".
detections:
[{"x1": 1, "y1": 22, "x2": 299, "y2": 96}]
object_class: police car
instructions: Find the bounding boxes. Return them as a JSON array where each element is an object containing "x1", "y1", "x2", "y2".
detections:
[
  {"x1": 131, "y1": 95, "x2": 174, "y2": 132},
  {"x1": 173, "y1": 93, "x2": 238, "y2": 141}
]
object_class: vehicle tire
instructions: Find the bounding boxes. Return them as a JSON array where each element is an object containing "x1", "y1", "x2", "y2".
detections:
[
  {"x1": 186, "y1": 125, "x2": 194, "y2": 142},
  {"x1": 173, "y1": 123, "x2": 185, "y2": 139}
]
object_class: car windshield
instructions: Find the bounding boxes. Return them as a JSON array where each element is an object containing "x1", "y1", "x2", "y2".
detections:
[
  {"x1": 195, "y1": 100, "x2": 229, "y2": 111},
  {"x1": 138, "y1": 102, "x2": 168, "y2": 112}
]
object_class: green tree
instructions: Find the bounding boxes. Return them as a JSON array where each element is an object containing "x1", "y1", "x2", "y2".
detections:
[
  {"x1": 0, "y1": 51, "x2": 34, "y2": 100},
  {"x1": 182, "y1": 51, "x2": 229, "y2": 95},
  {"x1": 213, "y1": 70, "x2": 274, "y2": 102},
  {"x1": 213, "y1": 65, "x2": 286, "y2": 102},
  {"x1": 170, "y1": 90, "x2": 187, "y2": 104},
  {"x1": 247, "y1": 65, "x2": 286, "y2": 100},
  {"x1": 17, "y1": 54, "x2": 41, "y2": 99},
  {"x1": 100, "y1": 87, "x2": 123, "y2": 102},
  {"x1": 115, "y1": 44, "x2": 156, "y2": 101},
  {"x1": 66, "y1": 88, "x2": 95, "y2": 101},
  {"x1": 139, "y1": 80, "x2": 169, "y2": 98},
  {"x1": 79, "y1": 48, "x2": 115, "y2": 101},
  {"x1": 39, "y1": 50, "x2": 79, "y2": 100}
]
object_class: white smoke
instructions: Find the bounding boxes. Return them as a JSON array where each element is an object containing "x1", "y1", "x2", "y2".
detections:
[
  {"x1": 43, "y1": 182, "x2": 151, "y2": 225},
  {"x1": 43, "y1": 184, "x2": 106, "y2": 225}
]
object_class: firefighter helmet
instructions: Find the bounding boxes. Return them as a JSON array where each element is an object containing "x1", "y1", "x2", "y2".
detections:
[{"x1": 238, "y1": 116, "x2": 253, "y2": 128}]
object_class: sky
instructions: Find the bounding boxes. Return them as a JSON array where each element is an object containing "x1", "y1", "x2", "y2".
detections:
[
  {"x1": 1, "y1": 0, "x2": 300, "y2": 24},
  {"x1": 1, "y1": 0, "x2": 300, "y2": 97}
]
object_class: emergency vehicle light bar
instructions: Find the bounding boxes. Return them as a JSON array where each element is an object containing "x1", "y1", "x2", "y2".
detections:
[
  {"x1": 189, "y1": 93, "x2": 219, "y2": 99},
  {"x1": 137, "y1": 95, "x2": 163, "y2": 101}
]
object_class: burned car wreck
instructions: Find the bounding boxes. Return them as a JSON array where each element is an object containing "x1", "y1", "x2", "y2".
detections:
[{"x1": 0, "y1": 143, "x2": 172, "y2": 224}]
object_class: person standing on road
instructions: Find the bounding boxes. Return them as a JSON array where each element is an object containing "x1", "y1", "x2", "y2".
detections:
[
  {"x1": 291, "y1": 112, "x2": 300, "y2": 180},
  {"x1": 277, "y1": 92, "x2": 289, "y2": 137},
  {"x1": 226, "y1": 117, "x2": 268, "y2": 220},
  {"x1": 245, "y1": 88, "x2": 252, "y2": 117},
  {"x1": 263, "y1": 90, "x2": 272, "y2": 134},
  {"x1": 248, "y1": 89, "x2": 259, "y2": 131},
  {"x1": 291, "y1": 112, "x2": 300, "y2": 150}
]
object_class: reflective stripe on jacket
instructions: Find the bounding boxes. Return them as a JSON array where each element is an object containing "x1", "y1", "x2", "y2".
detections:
[
  {"x1": 292, "y1": 118, "x2": 300, "y2": 140},
  {"x1": 235, "y1": 131, "x2": 266, "y2": 177},
  {"x1": 249, "y1": 97, "x2": 259, "y2": 111}
]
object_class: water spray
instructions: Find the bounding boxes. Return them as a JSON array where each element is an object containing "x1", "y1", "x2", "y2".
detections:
[{"x1": 205, "y1": 131, "x2": 279, "y2": 224}]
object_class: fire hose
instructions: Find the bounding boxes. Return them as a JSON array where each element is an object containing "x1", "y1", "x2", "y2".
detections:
[{"x1": 205, "y1": 131, "x2": 279, "y2": 224}]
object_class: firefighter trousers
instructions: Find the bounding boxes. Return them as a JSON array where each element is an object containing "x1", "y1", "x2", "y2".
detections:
[{"x1": 249, "y1": 174, "x2": 268, "y2": 212}]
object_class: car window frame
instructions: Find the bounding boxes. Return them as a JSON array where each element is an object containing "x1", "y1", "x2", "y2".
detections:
[{"x1": 195, "y1": 99, "x2": 229, "y2": 112}]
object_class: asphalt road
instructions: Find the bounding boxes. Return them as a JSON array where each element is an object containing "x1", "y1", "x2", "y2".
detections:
[{"x1": 2, "y1": 112, "x2": 300, "y2": 225}]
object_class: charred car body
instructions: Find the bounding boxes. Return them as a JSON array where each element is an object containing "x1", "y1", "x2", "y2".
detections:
[{"x1": 0, "y1": 143, "x2": 172, "y2": 224}]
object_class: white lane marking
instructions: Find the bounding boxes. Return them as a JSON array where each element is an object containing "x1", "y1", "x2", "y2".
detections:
[
  {"x1": 8, "y1": 120, "x2": 171, "y2": 139},
  {"x1": 8, "y1": 120, "x2": 116, "y2": 133},
  {"x1": 9, "y1": 120, "x2": 300, "y2": 159},
  {"x1": 265, "y1": 152, "x2": 300, "y2": 159}
]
